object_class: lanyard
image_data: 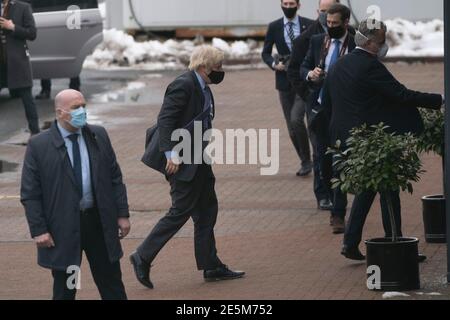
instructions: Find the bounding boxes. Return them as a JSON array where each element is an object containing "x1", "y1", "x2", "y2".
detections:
[
  {"x1": 1, "y1": 1, "x2": 9, "y2": 18},
  {"x1": 318, "y1": 34, "x2": 350, "y2": 68}
]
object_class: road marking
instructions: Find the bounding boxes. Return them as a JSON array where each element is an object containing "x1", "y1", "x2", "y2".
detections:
[{"x1": 0, "y1": 195, "x2": 20, "y2": 200}]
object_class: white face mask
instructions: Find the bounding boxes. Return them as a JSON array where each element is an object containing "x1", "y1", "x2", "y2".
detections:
[
  {"x1": 376, "y1": 43, "x2": 389, "y2": 58},
  {"x1": 355, "y1": 31, "x2": 389, "y2": 59}
]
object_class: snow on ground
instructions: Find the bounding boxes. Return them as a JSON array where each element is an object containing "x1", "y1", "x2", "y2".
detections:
[
  {"x1": 83, "y1": 19, "x2": 443, "y2": 71},
  {"x1": 415, "y1": 292, "x2": 443, "y2": 296},
  {"x1": 386, "y1": 18, "x2": 444, "y2": 57},
  {"x1": 382, "y1": 292, "x2": 411, "y2": 299},
  {"x1": 83, "y1": 29, "x2": 262, "y2": 71}
]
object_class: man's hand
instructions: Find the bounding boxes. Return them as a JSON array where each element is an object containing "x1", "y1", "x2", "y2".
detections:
[
  {"x1": 0, "y1": 18, "x2": 15, "y2": 31},
  {"x1": 165, "y1": 158, "x2": 180, "y2": 175},
  {"x1": 34, "y1": 233, "x2": 55, "y2": 248},
  {"x1": 118, "y1": 218, "x2": 131, "y2": 239},
  {"x1": 308, "y1": 67, "x2": 324, "y2": 82},
  {"x1": 274, "y1": 63, "x2": 286, "y2": 72}
]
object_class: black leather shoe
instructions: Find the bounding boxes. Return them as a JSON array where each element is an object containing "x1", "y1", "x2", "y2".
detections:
[
  {"x1": 341, "y1": 246, "x2": 365, "y2": 261},
  {"x1": 204, "y1": 265, "x2": 245, "y2": 282},
  {"x1": 418, "y1": 254, "x2": 427, "y2": 263},
  {"x1": 35, "y1": 90, "x2": 50, "y2": 100},
  {"x1": 319, "y1": 199, "x2": 333, "y2": 211},
  {"x1": 129, "y1": 252, "x2": 153, "y2": 289},
  {"x1": 332, "y1": 217, "x2": 345, "y2": 234},
  {"x1": 296, "y1": 163, "x2": 313, "y2": 177}
]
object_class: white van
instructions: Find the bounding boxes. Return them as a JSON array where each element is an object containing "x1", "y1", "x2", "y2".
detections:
[{"x1": 28, "y1": 0, "x2": 103, "y2": 79}]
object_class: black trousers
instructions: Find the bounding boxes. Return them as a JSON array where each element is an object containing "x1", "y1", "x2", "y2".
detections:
[
  {"x1": 137, "y1": 164, "x2": 223, "y2": 271},
  {"x1": 52, "y1": 210, "x2": 127, "y2": 300},
  {"x1": 330, "y1": 153, "x2": 348, "y2": 219},
  {"x1": 0, "y1": 60, "x2": 40, "y2": 134},
  {"x1": 41, "y1": 77, "x2": 81, "y2": 92},
  {"x1": 0, "y1": 60, "x2": 7, "y2": 88},
  {"x1": 18, "y1": 87, "x2": 40, "y2": 135},
  {"x1": 278, "y1": 89, "x2": 311, "y2": 166},
  {"x1": 305, "y1": 102, "x2": 332, "y2": 203},
  {"x1": 344, "y1": 191, "x2": 402, "y2": 249}
]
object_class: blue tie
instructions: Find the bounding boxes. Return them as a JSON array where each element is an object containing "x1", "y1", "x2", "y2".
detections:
[
  {"x1": 203, "y1": 86, "x2": 212, "y2": 130},
  {"x1": 328, "y1": 39, "x2": 341, "y2": 68},
  {"x1": 68, "y1": 134, "x2": 82, "y2": 195},
  {"x1": 287, "y1": 22, "x2": 295, "y2": 49},
  {"x1": 319, "y1": 40, "x2": 341, "y2": 103}
]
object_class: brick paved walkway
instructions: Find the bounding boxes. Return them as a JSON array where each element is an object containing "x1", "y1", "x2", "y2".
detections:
[{"x1": 0, "y1": 63, "x2": 449, "y2": 300}]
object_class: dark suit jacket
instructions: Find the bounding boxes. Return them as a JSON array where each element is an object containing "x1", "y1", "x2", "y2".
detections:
[
  {"x1": 321, "y1": 48, "x2": 443, "y2": 145},
  {"x1": 21, "y1": 121, "x2": 129, "y2": 271},
  {"x1": 142, "y1": 70, "x2": 215, "y2": 182},
  {"x1": 287, "y1": 20, "x2": 325, "y2": 98},
  {"x1": 300, "y1": 32, "x2": 356, "y2": 106},
  {"x1": 262, "y1": 15, "x2": 314, "y2": 92},
  {"x1": 288, "y1": 22, "x2": 355, "y2": 99},
  {"x1": 1, "y1": 0, "x2": 36, "y2": 89}
]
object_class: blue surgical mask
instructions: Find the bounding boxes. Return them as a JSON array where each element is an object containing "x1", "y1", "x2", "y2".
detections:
[
  {"x1": 319, "y1": 12, "x2": 327, "y2": 27},
  {"x1": 69, "y1": 107, "x2": 87, "y2": 128}
]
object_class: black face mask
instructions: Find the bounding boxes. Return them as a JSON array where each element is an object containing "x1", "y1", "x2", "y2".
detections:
[
  {"x1": 282, "y1": 6, "x2": 298, "y2": 20},
  {"x1": 328, "y1": 25, "x2": 346, "y2": 39},
  {"x1": 208, "y1": 70, "x2": 225, "y2": 84}
]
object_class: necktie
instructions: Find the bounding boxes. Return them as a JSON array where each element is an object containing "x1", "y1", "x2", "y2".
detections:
[
  {"x1": 68, "y1": 134, "x2": 83, "y2": 195},
  {"x1": 328, "y1": 39, "x2": 341, "y2": 69},
  {"x1": 319, "y1": 40, "x2": 342, "y2": 103},
  {"x1": 203, "y1": 86, "x2": 212, "y2": 130},
  {"x1": 287, "y1": 22, "x2": 295, "y2": 49}
]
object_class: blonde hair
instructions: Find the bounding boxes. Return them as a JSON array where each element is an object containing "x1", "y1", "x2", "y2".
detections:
[{"x1": 188, "y1": 45, "x2": 225, "y2": 71}]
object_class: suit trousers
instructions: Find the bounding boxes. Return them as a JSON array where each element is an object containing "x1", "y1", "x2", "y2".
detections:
[
  {"x1": 0, "y1": 61, "x2": 6, "y2": 88},
  {"x1": 137, "y1": 164, "x2": 223, "y2": 271},
  {"x1": 17, "y1": 87, "x2": 40, "y2": 135},
  {"x1": 41, "y1": 77, "x2": 81, "y2": 92},
  {"x1": 344, "y1": 191, "x2": 402, "y2": 249},
  {"x1": 278, "y1": 89, "x2": 311, "y2": 166},
  {"x1": 305, "y1": 102, "x2": 332, "y2": 203},
  {"x1": 51, "y1": 209, "x2": 127, "y2": 300},
  {"x1": 331, "y1": 154, "x2": 348, "y2": 219}
]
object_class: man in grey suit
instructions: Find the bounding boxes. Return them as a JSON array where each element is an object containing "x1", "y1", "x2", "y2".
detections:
[
  {"x1": 132, "y1": 46, "x2": 245, "y2": 289},
  {"x1": 0, "y1": 0, "x2": 40, "y2": 135},
  {"x1": 21, "y1": 89, "x2": 130, "y2": 300}
]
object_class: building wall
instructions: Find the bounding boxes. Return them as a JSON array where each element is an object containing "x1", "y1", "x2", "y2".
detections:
[{"x1": 105, "y1": 0, "x2": 443, "y2": 31}]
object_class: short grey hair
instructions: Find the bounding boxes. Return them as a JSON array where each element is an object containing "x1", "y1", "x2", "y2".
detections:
[{"x1": 355, "y1": 19, "x2": 387, "y2": 47}]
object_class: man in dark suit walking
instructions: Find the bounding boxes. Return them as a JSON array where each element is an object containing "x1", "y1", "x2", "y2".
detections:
[
  {"x1": 300, "y1": 3, "x2": 355, "y2": 233},
  {"x1": 262, "y1": 0, "x2": 314, "y2": 177},
  {"x1": 132, "y1": 46, "x2": 245, "y2": 289},
  {"x1": 321, "y1": 19, "x2": 444, "y2": 260},
  {"x1": 21, "y1": 89, "x2": 130, "y2": 300},
  {"x1": 287, "y1": 0, "x2": 341, "y2": 100},
  {"x1": 0, "y1": 0, "x2": 40, "y2": 136}
]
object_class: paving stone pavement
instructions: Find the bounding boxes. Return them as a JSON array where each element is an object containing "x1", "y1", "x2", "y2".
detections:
[{"x1": 0, "y1": 63, "x2": 449, "y2": 300}]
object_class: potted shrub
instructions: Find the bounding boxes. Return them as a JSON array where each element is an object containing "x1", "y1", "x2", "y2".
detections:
[
  {"x1": 331, "y1": 123, "x2": 424, "y2": 291},
  {"x1": 417, "y1": 109, "x2": 446, "y2": 243}
]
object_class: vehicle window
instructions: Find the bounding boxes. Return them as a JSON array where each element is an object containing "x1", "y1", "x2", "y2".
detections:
[{"x1": 30, "y1": 0, "x2": 98, "y2": 13}]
